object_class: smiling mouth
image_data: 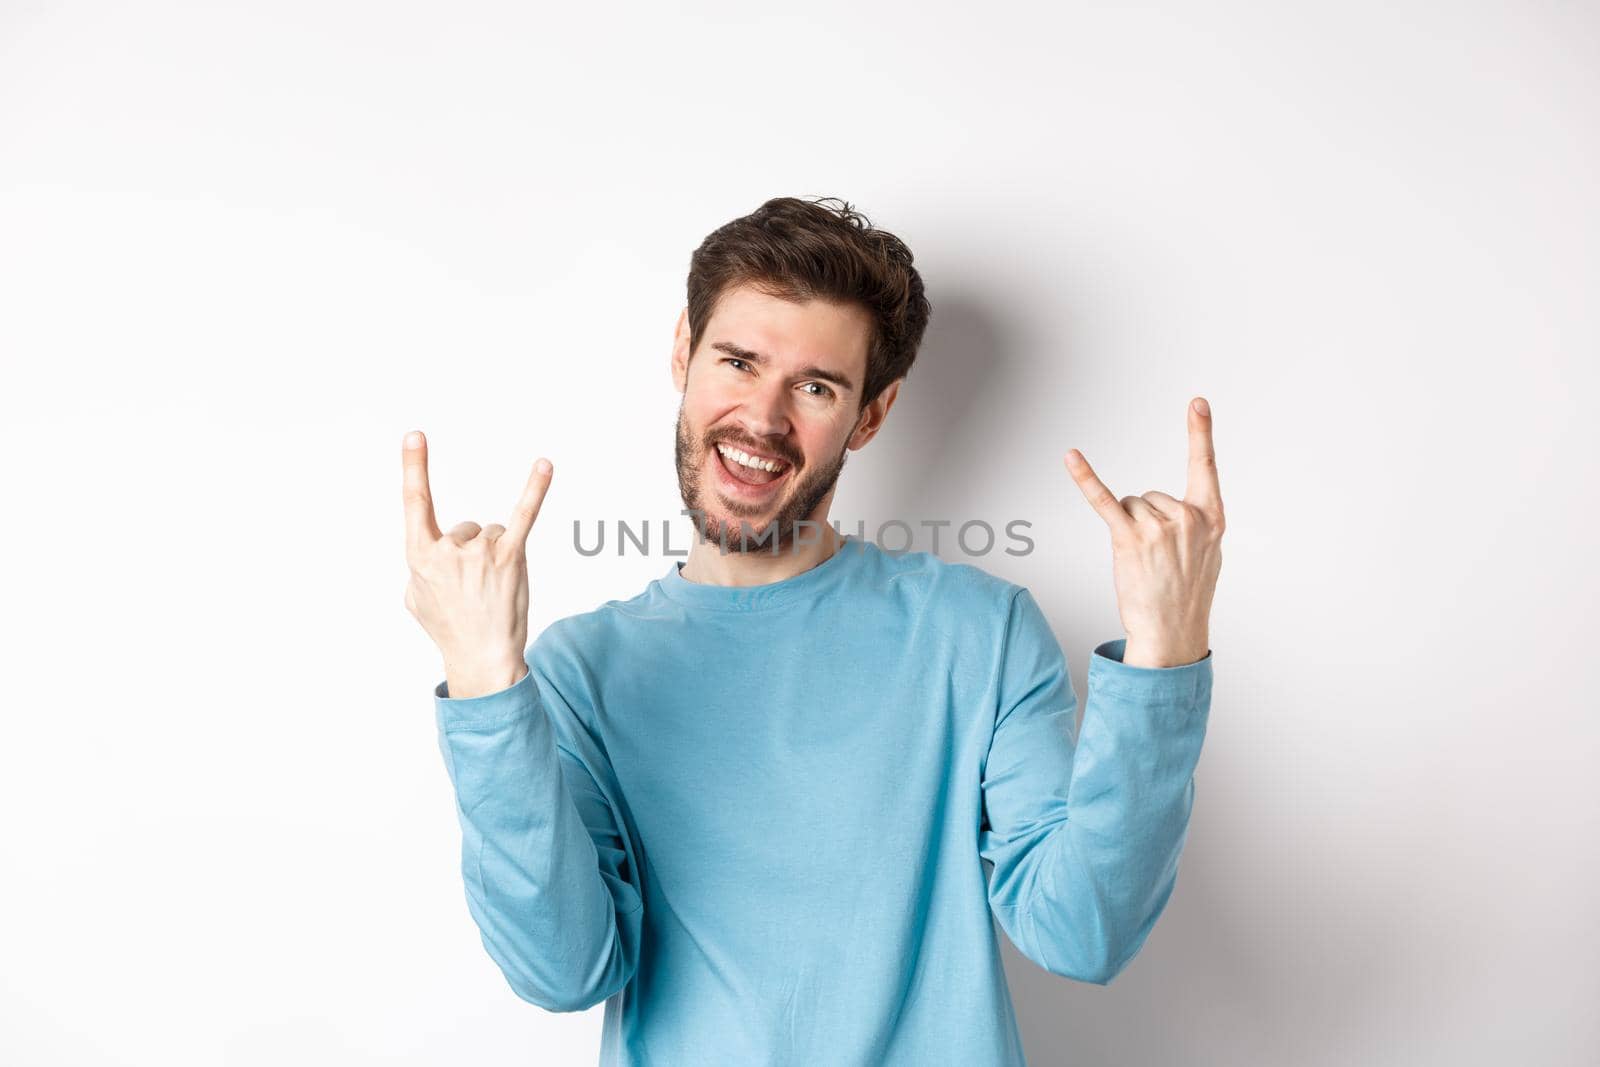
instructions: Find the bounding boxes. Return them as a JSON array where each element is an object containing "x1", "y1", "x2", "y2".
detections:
[{"x1": 713, "y1": 442, "x2": 792, "y2": 491}]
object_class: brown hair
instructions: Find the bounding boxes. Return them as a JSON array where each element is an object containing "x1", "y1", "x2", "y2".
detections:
[{"x1": 685, "y1": 196, "x2": 932, "y2": 411}]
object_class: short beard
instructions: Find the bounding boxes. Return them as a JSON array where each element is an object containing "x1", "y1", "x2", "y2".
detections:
[{"x1": 674, "y1": 402, "x2": 849, "y2": 555}]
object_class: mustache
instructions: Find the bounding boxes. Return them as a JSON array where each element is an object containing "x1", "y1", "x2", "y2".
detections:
[{"x1": 705, "y1": 434, "x2": 800, "y2": 469}]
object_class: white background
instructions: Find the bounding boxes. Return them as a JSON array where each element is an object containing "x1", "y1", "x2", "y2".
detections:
[{"x1": 3, "y1": 1, "x2": 1596, "y2": 1064}]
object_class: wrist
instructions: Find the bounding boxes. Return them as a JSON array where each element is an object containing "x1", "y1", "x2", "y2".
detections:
[
  {"x1": 443, "y1": 657, "x2": 528, "y2": 699},
  {"x1": 1121, "y1": 635, "x2": 1208, "y2": 669}
]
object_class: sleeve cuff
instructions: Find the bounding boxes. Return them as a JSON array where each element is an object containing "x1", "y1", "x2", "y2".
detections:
[
  {"x1": 1089, "y1": 638, "x2": 1212, "y2": 704},
  {"x1": 434, "y1": 664, "x2": 537, "y2": 733}
]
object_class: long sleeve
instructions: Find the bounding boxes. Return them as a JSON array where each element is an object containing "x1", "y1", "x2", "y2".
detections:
[
  {"x1": 978, "y1": 587, "x2": 1212, "y2": 986},
  {"x1": 434, "y1": 648, "x2": 645, "y2": 1012}
]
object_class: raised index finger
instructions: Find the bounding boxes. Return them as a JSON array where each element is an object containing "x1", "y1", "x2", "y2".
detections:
[
  {"x1": 401, "y1": 430, "x2": 443, "y2": 554},
  {"x1": 1184, "y1": 397, "x2": 1222, "y2": 511}
]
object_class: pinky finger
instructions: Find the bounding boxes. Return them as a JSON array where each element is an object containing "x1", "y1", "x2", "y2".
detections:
[{"x1": 1064, "y1": 450, "x2": 1134, "y2": 537}]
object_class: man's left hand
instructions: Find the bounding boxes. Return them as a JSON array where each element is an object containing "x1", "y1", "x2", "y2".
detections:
[{"x1": 1064, "y1": 396, "x2": 1226, "y2": 669}]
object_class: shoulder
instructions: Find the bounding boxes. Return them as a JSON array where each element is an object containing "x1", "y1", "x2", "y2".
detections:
[
  {"x1": 518, "y1": 591, "x2": 656, "y2": 732},
  {"x1": 529, "y1": 587, "x2": 650, "y2": 665},
  {"x1": 856, "y1": 540, "x2": 1026, "y2": 622}
]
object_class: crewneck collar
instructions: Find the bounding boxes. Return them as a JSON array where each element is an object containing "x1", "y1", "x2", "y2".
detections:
[{"x1": 657, "y1": 534, "x2": 870, "y2": 613}]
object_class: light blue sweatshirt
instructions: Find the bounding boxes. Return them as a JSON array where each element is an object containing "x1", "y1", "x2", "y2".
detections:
[{"x1": 433, "y1": 535, "x2": 1212, "y2": 1065}]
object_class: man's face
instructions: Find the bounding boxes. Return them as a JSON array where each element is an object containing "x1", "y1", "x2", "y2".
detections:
[{"x1": 671, "y1": 282, "x2": 897, "y2": 554}]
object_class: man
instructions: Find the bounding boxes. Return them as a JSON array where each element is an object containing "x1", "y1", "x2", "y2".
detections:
[{"x1": 402, "y1": 196, "x2": 1223, "y2": 1065}]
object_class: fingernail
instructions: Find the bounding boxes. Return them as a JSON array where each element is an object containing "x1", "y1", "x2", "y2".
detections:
[
  {"x1": 535, "y1": 458, "x2": 552, "y2": 475},
  {"x1": 404, "y1": 431, "x2": 422, "y2": 449},
  {"x1": 1193, "y1": 398, "x2": 1210, "y2": 416}
]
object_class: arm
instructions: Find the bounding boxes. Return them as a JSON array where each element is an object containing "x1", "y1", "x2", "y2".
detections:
[
  {"x1": 978, "y1": 587, "x2": 1212, "y2": 985},
  {"x1": 434, "y1": 648, "x2": 644, "y2": 1012}
]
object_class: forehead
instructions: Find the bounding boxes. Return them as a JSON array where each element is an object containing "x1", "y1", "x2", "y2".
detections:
[{"x1": 703, "y1": 282, "x2": 872, "y2": 375}]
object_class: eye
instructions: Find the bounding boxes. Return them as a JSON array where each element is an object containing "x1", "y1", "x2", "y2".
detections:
[
  {"x1": 723, "y1": 357, "x2": 752, "y2": 372},
  {"x1": 801, "y1": 382, "x2": 834, "y2": 399}
]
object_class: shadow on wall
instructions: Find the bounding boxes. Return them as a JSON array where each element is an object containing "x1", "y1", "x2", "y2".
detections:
[
  {"x1": 855, "y1": 285, "x2": 1408, "y2": 1064},
  {"x1": 841, "y1": 288, "x2": 1022, "y2": 548},
  {"x1": 1002, "y1": 769, "x2": 1413, "y2": 1066}
]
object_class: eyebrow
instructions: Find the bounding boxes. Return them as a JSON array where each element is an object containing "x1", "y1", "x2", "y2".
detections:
[{"x1": 709, "y1": 341, "x2": 857, "y2": 393}]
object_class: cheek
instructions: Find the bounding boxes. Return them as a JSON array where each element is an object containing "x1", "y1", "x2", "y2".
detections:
[
  {"x1": 684, "y1": 381, "x2": 743, "y2": 422},
  {"x1": 794, "y1": 423, "x2": 850, "y2": 466},
  {"x1": 681, "y1": 398, "x2": 726, "y2": 438}
]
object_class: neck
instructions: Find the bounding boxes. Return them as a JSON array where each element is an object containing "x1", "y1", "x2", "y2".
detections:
[{"x1": 679, "y1": 520, "x2": 842, "y2": 587}]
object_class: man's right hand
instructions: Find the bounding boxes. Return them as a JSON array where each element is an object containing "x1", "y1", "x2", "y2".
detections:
[{"x1": 401, "y1": 430, "x2": 554, "y2": 699}]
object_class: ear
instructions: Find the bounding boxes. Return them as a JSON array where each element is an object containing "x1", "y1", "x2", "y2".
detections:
[
  {"x1": 670, "y1": 307, "x2": 692, "y2": 393},
  {"x1": 848, "y1": 378, "x2": 904, "y2": 450}
]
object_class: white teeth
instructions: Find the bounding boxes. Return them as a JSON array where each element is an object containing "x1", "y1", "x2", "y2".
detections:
[{"x1": 717, "y1": 443, "x2": 787, "y2": 473}]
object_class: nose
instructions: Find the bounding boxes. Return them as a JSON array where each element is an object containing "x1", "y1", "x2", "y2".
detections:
[{"x1": 736, "y1": 377, "x2": 794, "y2": 441}]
